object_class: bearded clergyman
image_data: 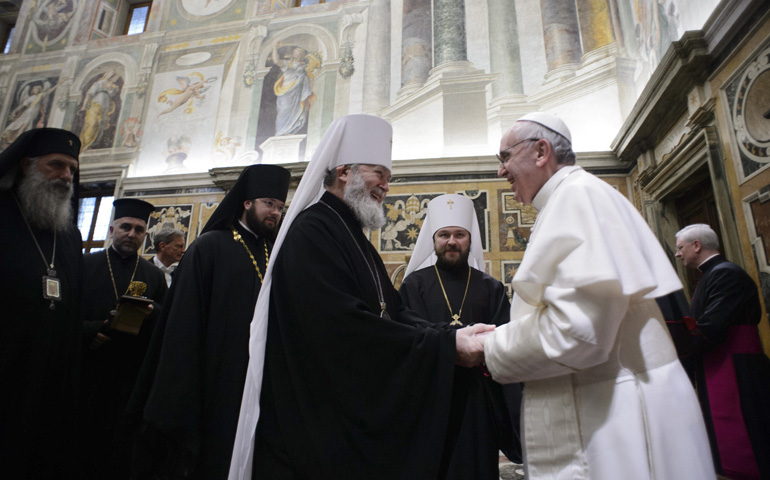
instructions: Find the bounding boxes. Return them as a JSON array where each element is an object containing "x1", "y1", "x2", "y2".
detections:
[
  {"x1": 0, "y1": 128, "x2": 83, "y2": 479},
  {"x1": 399, "y1": 193, "x2": 522, "y2": 480},
  {"x1": 229, "y1": 115, "x2": 494, "y2": 480},
  {"x1": 129, "y1": 164, "x2": 291, "y2": 480}
]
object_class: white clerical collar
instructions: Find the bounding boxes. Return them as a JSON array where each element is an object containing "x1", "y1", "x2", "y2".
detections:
[
  {"x1": 532, "y1": 165, "x2": 581, "y2": 212},
  {"x1": 697, "y1": 253, "x2": 720, "y2": 270}
]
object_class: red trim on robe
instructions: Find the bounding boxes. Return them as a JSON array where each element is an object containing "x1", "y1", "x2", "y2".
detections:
[{"x1": 703, "y1": 325, "x2": 762, "y2": 480}]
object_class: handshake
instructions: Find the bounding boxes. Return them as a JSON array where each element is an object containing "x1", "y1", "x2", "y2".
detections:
[{"x1": 455, "y1": 323, "x2": 495, "y2": 368}]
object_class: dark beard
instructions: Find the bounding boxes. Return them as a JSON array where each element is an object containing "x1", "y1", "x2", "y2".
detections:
[
  {"x1": 245, "y1": 204, "x2": 278, "y2": 242},
  {"x1": 435, "y1": 248, "x2": 470, "y2": 272},
  {"x1": 16, "y1": 167, "x2": 73, "y2": 232}
]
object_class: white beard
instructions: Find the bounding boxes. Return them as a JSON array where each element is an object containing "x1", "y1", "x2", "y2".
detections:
[
  {"x1": 16, "y1": 166, "x2": 74, "y2": 232},
  {"x1": 343, "y1": 168, "x2": 386, "y2": 231}
]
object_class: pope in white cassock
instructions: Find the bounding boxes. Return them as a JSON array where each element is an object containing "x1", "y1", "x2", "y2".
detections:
[{"x1": 483, "y1": 112, "x2": 716, "y2": 479}]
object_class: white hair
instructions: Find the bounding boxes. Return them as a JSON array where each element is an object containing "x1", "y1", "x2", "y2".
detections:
[{"x1": 676, "y1": 224, "x2": 719, "y2": 250}]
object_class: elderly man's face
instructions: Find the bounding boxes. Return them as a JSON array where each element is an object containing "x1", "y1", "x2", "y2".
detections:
[
  {"x1": 675, "y1": 237, "x2": 699, "y2": 269},
  {"x1": 349, "y1": 164, "x2": 390, "y2": 204},
  {"x1": 24, "y1": 153, "x2": 78, "y2": 187},
  {"x1": 110, "y1": 217, "x2": 147, "y2": 257},
  {"x1": 339, "y1": 164, "x2": 390, "y2": 230},
  {"x1": 497, "y1": 128, "x2": 545, "y2": 206},
  {"x1": 434, "y1": 227, "x2": 471, "y2": 269}
]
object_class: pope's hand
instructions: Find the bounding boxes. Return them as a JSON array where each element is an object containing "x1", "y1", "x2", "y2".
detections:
[{"x1": 455, "y1": 323, "x2": 495, "y2": 367}]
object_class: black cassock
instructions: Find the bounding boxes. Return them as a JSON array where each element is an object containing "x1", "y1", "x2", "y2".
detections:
[
  {"x1": 678, "y1": 255, "x2": 770, "y2": 479},
  {"x1": 0, "y1": 191, "x2": 83, "y2": 479},
  {"x1": 400, "y1": 264, "x2": 522, "y2": 478},
  {"x1": 255, "y1": 192, "x2": 457, "y2": 479},
  {"x1": 79, "y1": 247, "x2": 167, "y2": 479},
  {"x1": 131, "y1": 221, "x2": 269, "y2": 480}
]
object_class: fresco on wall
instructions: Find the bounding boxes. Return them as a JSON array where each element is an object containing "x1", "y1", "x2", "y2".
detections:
[
  {"x1": 255, "y1": 42, "x2": 323, "y2": 154},
  {"x1": 629, "y1": 0, "x2": 681, "y2": 73},
  {"x1": 142, "y1": 204, "x2": 193, "y2": 255},
  {"x1": 498, "y1": 191, "x2": 536, "y2": 252},
  {"x1": 167, "y1": 0, "x2": 246, "y2": 30},
  {"x1": 156, "y1": 72, "x2": 218, "y2": 117},
  {"x1": 137, "y1": 64, "x2": 223, "y2": 176},
  {"x1": 213, "y1": 130, "x2": 242, "y2": 163},
  {"x1": 180, "y1": 0, "x2": 236, "y2": 16},
  {"x1": 31, "y1": 0, "x2": 78, "y2": 50},
  {"x1": 72, "y1": 70, "x2": 124, "y2": 151},
  {"x1": 0, "y1": 76, "x2": 59, "y2": 149},
  {"x1": 379, "y1": 191, "x2": 489, "y2": 253},
  {"x1": 120, "y1": 117, "x2": 142, "y2": 148}
]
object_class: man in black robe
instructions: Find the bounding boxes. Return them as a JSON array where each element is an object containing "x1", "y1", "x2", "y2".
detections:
[
  {"x1": 399, "y1": 193, "x2": 522, "y2": 479},
  {"x1": 0, "y1": 128, "x2": 82, "y2": 479},
  {"x1": 79, "y1": 198, "x2": 167, "y2": 479},
  {"x1": 131, "y1": 164, "x2": 291, "y2": 480},
  {"x1": 675, "y1": 224, "x2": 770, "y2": 479},
  {"x1": 229, "y1": 114, "x2": 493, "y2": 480}
]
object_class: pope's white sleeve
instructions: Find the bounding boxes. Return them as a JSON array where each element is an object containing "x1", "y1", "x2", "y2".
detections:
[{"x1": 484, "y1": 280, "x2": 630, "y2": 384}]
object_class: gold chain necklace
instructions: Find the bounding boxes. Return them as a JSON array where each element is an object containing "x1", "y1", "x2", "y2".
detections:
[
  {"x1": 232, "y1": 227, "x2": 268, "y2": 283},
  {"x1": 434, "y1": 265, "x2": 471, "y2": 326},
  {"x1": 106, "y1": 248, "x2": 140, "y2": 307}
]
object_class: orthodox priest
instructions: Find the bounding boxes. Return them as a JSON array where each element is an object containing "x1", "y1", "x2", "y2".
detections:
[
  {"x1": 0, "y1": 128, "x2": 82, "y2": 479},
  {"x1": 675, "y1": 224, "x2": 770, "y2": 480},
  {"x1": 399, "y1": 193, "x2": 521, "y2": 479},
  {"x1": 79, "y1": 198, "x2": 167, "y2": 479},
  {"x1": 229, "y1": 115, "x2": 492, "y2": 480},
  {"x1": 131, "y1": 164, "x2": 291, "y2": 480},
  {"x1": 483, "y1": 113, "x2": 715, "y2": 479}
]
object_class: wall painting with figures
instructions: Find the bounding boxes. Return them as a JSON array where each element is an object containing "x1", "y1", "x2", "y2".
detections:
[
  {"x1": 0, "y1": 76, "x2": 59, "y2": 149},
  {"x1": 71, "y1": 68, "x2": 124, "y2": 152}
]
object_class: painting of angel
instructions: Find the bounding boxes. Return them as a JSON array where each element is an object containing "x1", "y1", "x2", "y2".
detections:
[
  {"x1": 157, "y1": 73, "x2": 217, "y2": 117},
  {"x1": 0, "y1": 78, "x2": 58, "y2": 149}
]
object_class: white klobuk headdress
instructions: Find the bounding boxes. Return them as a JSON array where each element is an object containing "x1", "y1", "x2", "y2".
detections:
[
  {"x1": 403, "y1": 193, "x2": 485, "y2": 278},
  {"x1": 228, "y1": 114, "x2": 393, "y2": 480}
]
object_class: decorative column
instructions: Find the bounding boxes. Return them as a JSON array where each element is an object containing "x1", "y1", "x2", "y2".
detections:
[
  {"x1": 385, "y1": 0, "x2": 495, "y2": 157},
  {"x1": 488, "y1": 0, "x2": 525, "y2": 99},
  {"x1": 540, "y1": 0, "x2": 581, "y2": 81},
  {"x1": 486, "y1": 0, "x2": 531, "y2": 139},
  {"x1": 362, "y1": 0, "x2": 391, "y2": 115},
  {"x1": 398, "y1": 0, "x2": 432, "y2": 97},
  {"x1": 575, "y1": 0, "x2": 616, "y2": 64},
  {"x1": 433, "y1": 0, "x2": 467, "y2": 67}
]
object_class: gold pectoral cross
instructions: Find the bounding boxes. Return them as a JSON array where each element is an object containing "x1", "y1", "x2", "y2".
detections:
[{"x1": 449, "y1": 314, "x2": 463, "y2": 326}]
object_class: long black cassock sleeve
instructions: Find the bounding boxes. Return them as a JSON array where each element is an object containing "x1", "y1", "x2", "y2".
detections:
[{"x1": 258, "y1": 197, "x2": 457, "y2": 480}]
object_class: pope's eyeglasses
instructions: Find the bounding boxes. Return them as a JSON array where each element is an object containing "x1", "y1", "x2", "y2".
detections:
[{"x1": 496, "y1": 138, "x2": 540, "y2": 164}]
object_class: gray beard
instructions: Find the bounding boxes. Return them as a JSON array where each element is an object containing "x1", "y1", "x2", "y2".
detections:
[
  {"x1": 343, "y1": 169, "x2": 386, "y2": 231},
  {"x1": 16, "y1": 168, "x2": 74, "y2": 232}
]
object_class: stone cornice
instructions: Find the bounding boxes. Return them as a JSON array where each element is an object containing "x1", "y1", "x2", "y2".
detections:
[{"x1": 611, "y1": 31, "x2": 710, "y2": 163}]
